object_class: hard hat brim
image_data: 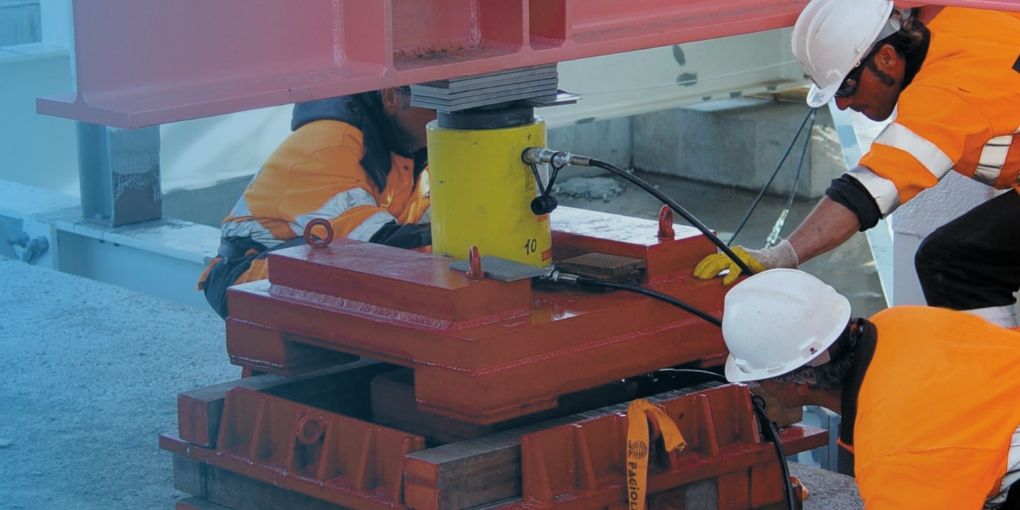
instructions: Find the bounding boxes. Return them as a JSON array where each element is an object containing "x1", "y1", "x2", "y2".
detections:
[
  {"x1": 806, "y1": 82, "x2": 838, "y2": 108},
  {"x1": 724, "y1": 355, "x2": 758, "y2": 383}
]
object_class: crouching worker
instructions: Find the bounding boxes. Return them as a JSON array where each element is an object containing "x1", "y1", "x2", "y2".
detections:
[
  {"x1": 722, "y1": 269, "x2": 1020, "y2": 509},
  {"x1": 198, "y1": 87, "x2": 436, "y2": 318}
]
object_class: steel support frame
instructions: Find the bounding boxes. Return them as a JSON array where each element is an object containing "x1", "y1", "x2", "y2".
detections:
[{"x1": 76, "y1": 122, "x2": 162, "y2": 226}]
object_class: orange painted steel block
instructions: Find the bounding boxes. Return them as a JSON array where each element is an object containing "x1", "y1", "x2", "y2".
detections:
[
  {"x1": 162, "y1": 387, "x2": 425, "y2": 510},
  {"x1": 224, "y1": 209, "x2": 728, "y2": 425},
  {"x1": 506, "y1": 385, "x2": 825, "y2": 509},
  {"x1": 398, "y1": 384, "x2": 828, "y2": 509}
]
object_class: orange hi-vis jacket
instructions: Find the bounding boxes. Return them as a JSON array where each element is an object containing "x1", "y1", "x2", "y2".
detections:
[
  {"x1": 853, "y1": 306, "x2": 1020, "y2": 509},
  {"x1": 215, "y1": 103, "x2": 430, "y2": 285},
  {"x1": 852, "y1": 8, "x2": 1020, "y2": 216}
]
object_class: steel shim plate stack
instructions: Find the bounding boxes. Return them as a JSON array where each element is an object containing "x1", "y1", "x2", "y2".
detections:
[{"x1": 411, "y1": 65, "x2": 559, "y2": 111}]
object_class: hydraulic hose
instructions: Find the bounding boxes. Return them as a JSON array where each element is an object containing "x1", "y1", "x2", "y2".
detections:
[
  {"x1": 728, "y1": 107, "x2": 816, "y2": 247},
  {"x1": 584, "y1": 158, "x2": 754, "y2": 276},
  {"x1": 573, "y1": 276, "x2": 722, "y2": 328},
  {"x1": 753, "y1": 395, "x2": 797, "y2": 510},
  {"x1": 661, "y1": 369, "x2": 797, "y2": 510},
  {"x1": 766, "y1": 110, "x2": 817, "y2": 248},
  {"x1": 522, "y1": 149, "x2": 754, "y2": 276},
  {"x1": 526, "y1": 149, "x2": 792, "y2": 508}
]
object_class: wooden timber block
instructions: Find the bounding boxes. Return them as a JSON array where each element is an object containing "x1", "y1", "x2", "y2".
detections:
[
  {"x1": 177, "y1": 359, "x2": 396, "y2": 448},
  {"x1": 176, "y1": 497, "x2": 231, "y2": 510},
  {"x1": 401, "y1": 386, "x2": 714, "y2": 510},
  {"x1": 172, "y1": 455, "x2": 346, "y2": 510}
]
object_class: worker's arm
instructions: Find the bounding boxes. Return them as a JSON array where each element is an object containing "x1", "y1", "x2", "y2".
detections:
[
  {"x1": 694, "y1": 175, "x2": 874, "y2": 284},
  {"x1": 786, "y1": 195, "x2": 861, "y2": 263}
]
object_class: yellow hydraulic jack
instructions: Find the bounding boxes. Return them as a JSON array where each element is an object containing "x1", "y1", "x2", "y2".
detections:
[{"x1": 427, "y1": 105, "x2": 552, "y2": 268}]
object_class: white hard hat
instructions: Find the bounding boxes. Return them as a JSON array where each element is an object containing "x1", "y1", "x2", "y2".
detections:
[
  {"x1": 722, "y1": 269, "x2": 851, "y2": 382},
  {"x1": 791, "y1": 0, "x2": 900, "y2": 107}
]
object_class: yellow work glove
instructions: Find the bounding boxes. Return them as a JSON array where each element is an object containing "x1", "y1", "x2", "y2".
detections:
[{"x1": 693, "y1": 239, "x2": 799, "y2": 285}]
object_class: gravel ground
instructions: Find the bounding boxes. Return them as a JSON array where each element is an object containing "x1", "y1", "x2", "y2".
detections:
[{"x1": 0, "y1": 258, "x2": 236, "y2": 510}]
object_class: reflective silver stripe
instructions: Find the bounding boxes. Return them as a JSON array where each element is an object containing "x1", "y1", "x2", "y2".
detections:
[
  {"x1": 988, "y1": 425, "x2": 1020, "y2": 507},
  {"x1": 846, "y1": 166, "x2": 901, "y2": 216},
  {"x1": 228, "y1": 195, "x2": 252, "y2": 218},
  {"x1": 418, "y1": 206, "x2": 431, "y2": 224},
  {"x1": 873, "y1": 122, "x2": 954, "y2": 179},
  {"x1": 291, "y1": 188, "x2": 379, "y2": 237},
  {"x1": 221, "y1": 219, "x2": 284, "y2": 248},
  {"x1": 347, "y1": 210, "x2": 397, "y2": 241},
  {"x1": 974, "y1": 135, "x2": 1013, "y2": 185}
]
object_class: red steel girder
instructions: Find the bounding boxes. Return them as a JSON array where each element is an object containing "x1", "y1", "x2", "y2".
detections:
[
  {"x1": 39, "y1": 0, "x2": 813, "y2": 128},
  {"x1": 38, "y1": 1, "x2": 1019, "y2": 128}
]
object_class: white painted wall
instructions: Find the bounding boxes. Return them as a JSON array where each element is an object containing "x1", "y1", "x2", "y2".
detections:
[{"x1": 0, "y1": 44, "x2": 78, "y2": 195}]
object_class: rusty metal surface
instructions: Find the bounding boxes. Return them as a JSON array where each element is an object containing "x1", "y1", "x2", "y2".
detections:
[
  {"x1": 370, "y1": 368, "x2": 644, "y2": 445},
  {"x1": 550, "y1": 207, "x2": 717, "y2": 285},
  {"x1": 163, "y1": 387, "x2": 426, "y2": 510},
  {"x1": 225, "y1": 210, "x2": 727, "y2": 424},
  {"x1": 506, "y1": 384, "x2": 827, "y2": 509},
  {"x1": 167, "y1": 380, "x2": 827, "y2": 510}
]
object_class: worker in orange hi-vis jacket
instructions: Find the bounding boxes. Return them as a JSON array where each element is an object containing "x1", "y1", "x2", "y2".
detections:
[
  {"x1": 694, "y1": 0, "x2": 1020, "y2": 327},
  {"x1": 722, "y1": 269, "x2": 1020, "y2": 509},
  {"x1": 198, "y1": 87, "x2": 436, "y2": 318}
]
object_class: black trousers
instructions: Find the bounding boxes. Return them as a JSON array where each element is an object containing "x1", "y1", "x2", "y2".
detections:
[{"x1": 914, "y1": 190, "x2": 1020, "y2": 310}]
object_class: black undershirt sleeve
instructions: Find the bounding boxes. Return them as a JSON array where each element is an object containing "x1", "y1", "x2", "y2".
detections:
[
  {"x1": 825, "y1": 173, "x2": 883, "y2": 231},
  {"x1": 368, "y1": 221, "x2": 432, "y2": 249}
]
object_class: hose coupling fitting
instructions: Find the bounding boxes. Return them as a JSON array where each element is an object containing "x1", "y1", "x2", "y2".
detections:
[
  {"x1": 541, "y1": 268, "x2": 581, "y2": 284},
  {"x1": 521, "y1": 147, "x2": 592, "y2": 168}
]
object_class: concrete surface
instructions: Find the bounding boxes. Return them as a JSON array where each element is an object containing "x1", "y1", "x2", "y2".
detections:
[
  {"x1": 633, "y1": 101, "x2": 845, "y2": 200},
  {"x1": 0, "y1": 258, "x2": 235, "y2": 510},
  {"x1": 791, "y1": 463, "x2": 862, "y2": 510}
]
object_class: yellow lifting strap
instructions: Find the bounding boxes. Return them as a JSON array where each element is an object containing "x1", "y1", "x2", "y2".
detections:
[{"x1": 625, "y1": 399, "x2": 688, "y2": 510}]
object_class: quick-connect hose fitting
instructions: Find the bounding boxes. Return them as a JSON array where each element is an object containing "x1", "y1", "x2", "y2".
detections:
[
  {"x1": 540, "y1": 268, "x2": 581, "y2": 284},
  {"x1": 521, "y1": 147, "x2": 591, "y2": 168}
]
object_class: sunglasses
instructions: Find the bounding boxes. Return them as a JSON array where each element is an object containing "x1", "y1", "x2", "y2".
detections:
[
  {"x1": 834, "y1": 61, "x2": 867, "y2": 98},
  {"x1": 834, "y1": 44, "x2": 884, "y2": 99}
]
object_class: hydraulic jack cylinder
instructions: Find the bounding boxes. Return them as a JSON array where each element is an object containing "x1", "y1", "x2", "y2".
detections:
[{"x1": 427, "y1": 107, "x2": 552, "y2": 267}]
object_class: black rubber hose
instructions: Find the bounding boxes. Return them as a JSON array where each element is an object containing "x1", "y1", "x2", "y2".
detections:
[
  {"x1": 728, "y1": 107, "x2": 817, "y2": 246},
  {"x1": 574, "y1": 277, "x2": 722, "y2": 328},
  {"x1": 753, "y1": 395, "x2": 797, "y2": 510},
  {"x1": 586, "y1": 159, "x2": 755, "y2": 276},
  {"x1": 657, "y1": 368, "x2": 797, "y2": 510}
]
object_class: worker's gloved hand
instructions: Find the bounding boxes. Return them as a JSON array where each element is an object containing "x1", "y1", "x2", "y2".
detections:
[{"x1": 693, "y1": 239, "x2": 799, "y2": 285}]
